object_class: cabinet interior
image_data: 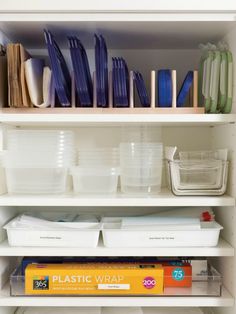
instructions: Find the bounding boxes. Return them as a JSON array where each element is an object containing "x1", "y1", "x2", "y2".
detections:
[{"x1": 0, "y1": 17, "x2": 235, "y2": 314}]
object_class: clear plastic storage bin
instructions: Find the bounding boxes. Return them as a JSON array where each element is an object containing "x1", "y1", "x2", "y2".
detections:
[
  {"x1": 5, "y1": 167, "x2": 68, "y2": 194},
  {"x1": 71, "y1": 167, "x2": 119, "y2": 194},
  {"x1": 120, "y1": 142, "x2": 163, "y2": 195},
  {"x1": 4, "y1": 129, "x2": 75, "y2": 194},
  {"x1": 10, "y1": 264, "x2": 222, "y2": 297},
  {"x1": 167, "y1": 161, "x2": 228, "y2": 195},
  {"x1": 165, "y1": 147, "x2": 229, "y2": 196}
]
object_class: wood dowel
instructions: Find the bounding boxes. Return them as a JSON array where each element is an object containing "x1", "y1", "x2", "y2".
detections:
[
  {"x1": 129, "y1": 71, "x2": 134, "y2": 108},
  {"x1": 172, "y1": 70, "x2": 177, "y2": 108},
  {"x1": 151, "y1": 70, "x2": 156, "y2": 108},
  {"x1": 193, "y1": 70, "x2": 198, "y2": 108}
]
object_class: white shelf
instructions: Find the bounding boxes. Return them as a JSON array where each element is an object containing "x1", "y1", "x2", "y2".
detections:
[
  {"x1": 0, "y1": 284, "x2": 233, "y2": 307},
  {"x1": 0, "y1": 190, "x2": 234, "y2": 207},
  {"x1": 0, "y1": 111, "x2": 236, "y2": 126},
  {"x1": 0, "y1": 238, "x2": 233, "y2": 257}
]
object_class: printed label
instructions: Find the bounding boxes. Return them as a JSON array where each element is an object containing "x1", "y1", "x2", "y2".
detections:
[
  {"x1": 98, "y1": 284, "x2": 130, "y2": 290},
  {"x1": 172, "y1": 268, "x2": 185, "y2": 281},
  {"x1": 143, "y1": 276, "x2": 156, "y2": 289},
  {"x1": 33, "y1": 276, "x2": 49, "y2": 290}
]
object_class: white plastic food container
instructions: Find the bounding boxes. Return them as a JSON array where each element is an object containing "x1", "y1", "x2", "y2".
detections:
[
  {"x1": 102, "y1": 217, "x2": 223, "y2": 248},
  {"x1": 71, "y1": 167, "x2": 119, "y2": 194},
  {"x1": 4, "y1": 218, "x2": 101, "y2": 247}
]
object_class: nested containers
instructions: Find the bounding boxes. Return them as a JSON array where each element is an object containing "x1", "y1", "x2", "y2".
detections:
[
  {"x1": 120, "y1": 142, "x2": 163, "y2": 194},
  {"x1": 71, "y1": 148, "x2": 120, "y2": 194},
  {"x1": 166, "y1": 148, "x2": 228, "y2": 196},
  {"x1": 4, "y1": 130, "x2": 75, "y2": 194}
]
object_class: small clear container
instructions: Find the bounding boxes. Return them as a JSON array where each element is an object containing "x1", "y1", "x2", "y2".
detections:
[
  {"x1": 5, "y1": 167, "x2": 68, "y2": 194},
  {"x1": 71, "y1": 166, "x2": 119, "y2": 194}
]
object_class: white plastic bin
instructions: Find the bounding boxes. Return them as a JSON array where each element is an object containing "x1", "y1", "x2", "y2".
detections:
[
  {"x1": 71, "y1": 167, "x2": 119, "y2": 194},
  {"x1": 4, "y1": 217, "x2": 101, "y2": 247},
  {"x1": 102, "y1": 217, "x2": 223, "y2": 248}
]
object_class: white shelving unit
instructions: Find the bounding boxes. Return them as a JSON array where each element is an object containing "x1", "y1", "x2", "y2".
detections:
[
  {"x1": 0, "y1": 285, "x2": 233, "y2": 307},
  {"x1": 0, "y1": 238, "x2": 234, "y2": 257},
  {"x1": 0, "y1": 5, "x2": 236, "y2": 314},
  {"x1": 0, "y1": 111, "x2": 236, "y2": 126},
  {"x1": 0, "y1": 191, "x2": 234, "y2": 207}
]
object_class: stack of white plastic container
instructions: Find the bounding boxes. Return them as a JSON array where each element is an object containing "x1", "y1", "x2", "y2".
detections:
[
  {"x1": 71, "y1": 148, "x2": 120, "y2": 193},
  {"x1": 120, "y1": 143, "x2": 163, "y2": 194},
  {"x1": 4, "y1": 130, "x2": 75, "y2": 194}
]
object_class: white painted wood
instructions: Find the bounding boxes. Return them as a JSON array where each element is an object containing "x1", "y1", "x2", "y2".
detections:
[
  {"x1": 0, "y1": 112, "x2": 235, "y2": 126},
  {"x1": 0, "y1": 284, "x2": 233, "y2": 307},
  {"x1": 210, "y1": 123, "x2": 236, "y2": 314},
  {"x1": 0, "y1": 190, "x2": 234, "y2": 207},
  {"x1": 0, "y1": 238, "x2": 233, "y2": 257}
]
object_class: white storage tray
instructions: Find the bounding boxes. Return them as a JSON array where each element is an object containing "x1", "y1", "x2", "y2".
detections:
[
  {"x1": 102, "y1": 218, "x2": 223, "y2": 248},
  {"x1": 4, "y1": 219, "x2": 101, "y2": 247}
]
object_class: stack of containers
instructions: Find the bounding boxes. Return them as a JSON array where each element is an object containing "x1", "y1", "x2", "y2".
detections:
[
  {"x1": 4, "y1": 130, "x2": 75, "y2": 194},
  {"x1": 120, "y1": 143, "x2": 163, "y2": 194},
  {"x1": 166, "y1": 147, "x2": 228, "y2": 196},
  {"x1": 71, "y1": 148, "x2": 120, "y2": 194}
]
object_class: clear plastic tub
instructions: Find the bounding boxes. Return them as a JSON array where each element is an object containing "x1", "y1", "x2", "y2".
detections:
[
  {"x1": 120, "y1": 163, "x2": 162, "y2": 195},
  {"x1": 71, "y1": 167, "x2": 119, "y2": 194},
  {"x1": 7, "y1": 130, "x2": 75, "y2": 150},
  {"x1": 120, "y1": 176, "x2": 162, "y2": 194},
  {"x1": 4, "y1": 151, "x2": 76, "y2": 168},
  {"x1": 10, "y1": 263, "x2": 222, "y2": 297},
  {"x1": 167, "y1": 160, "x2": 228, "y2": 195},
  {"x1": 5, "y1": 168, "x2": 68, "y2": 194}
]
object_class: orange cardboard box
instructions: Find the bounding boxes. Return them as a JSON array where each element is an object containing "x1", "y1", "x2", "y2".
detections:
[
  {"x1": 163, "y1": 262, "x2": 192, "y2": 287},
  {"x1": 25, "y1": 263, "x2": 164, "y2": 295}
]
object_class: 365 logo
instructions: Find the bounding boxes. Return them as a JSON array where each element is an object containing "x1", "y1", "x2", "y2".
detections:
[
  {"x1": 33, "y1": 276, "x2": 49, "y2": 290},
  {"x1": 143, "y1": 276, "x2": 156, "y2": 289}
]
